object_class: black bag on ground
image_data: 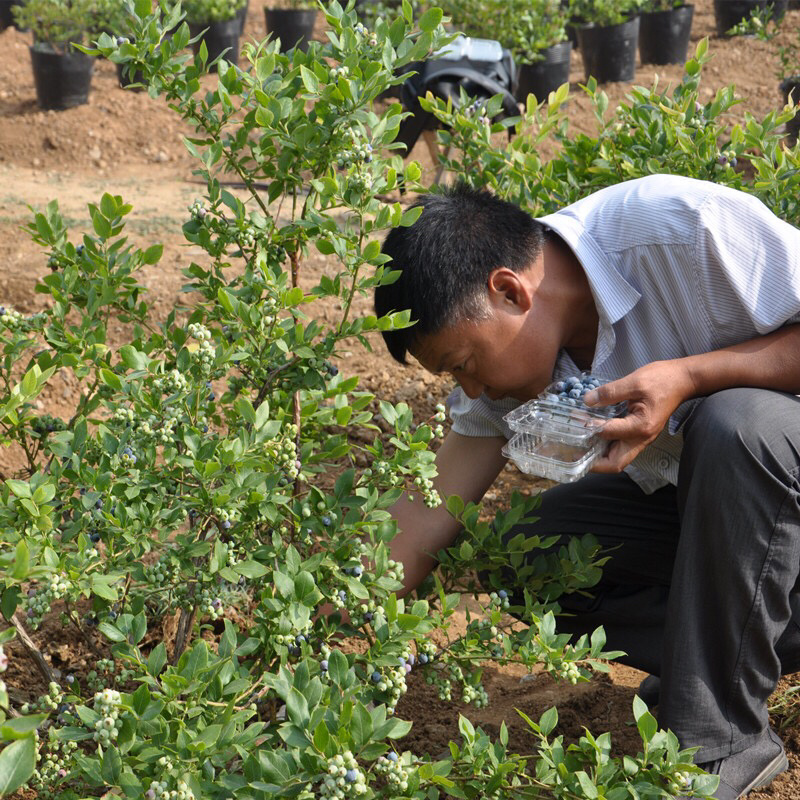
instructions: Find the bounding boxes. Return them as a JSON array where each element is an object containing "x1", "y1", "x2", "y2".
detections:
[{"x1": 395, "y1": 37, "x2": 519, "y2": 155}]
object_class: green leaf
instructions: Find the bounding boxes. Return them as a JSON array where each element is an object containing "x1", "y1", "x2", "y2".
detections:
[
  {"x1": 0, "y1": 715, "x2": 47, "y2": 739},
  {"x1": 285, "y1": 687, "x2": 310, "y2": 727},
  {"x1": 11, "y1": 540, "x2": 29, "y2": 581},
  {"x1": 0, "y1": 737, "x2": 36, "y2": 796},
  {"x1": 142, "y1": 244, "x2": 163, "y2": 265},
  {"x1": 98, "y1": 622, "x2": 126, "y2": 643},
  {"x1": 539, "y1": 706, "x2": 558, "y2": 736},
  {"x1": 101, "y1": 744, "x2": 122, "y2": 785},
  {"x1": 417, "y1": 7, "x2": 442, "y2": 32},
  {"x1": 147, "y1": 643, "x2": 167, "y2": 677},
  {"x1": 300, "y1": 65, "x2": 319, "y2": 93}
]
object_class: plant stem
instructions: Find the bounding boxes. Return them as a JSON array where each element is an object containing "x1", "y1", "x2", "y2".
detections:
[{"x1": 11, "y1": 612, "x2": 54, "y2": 686}]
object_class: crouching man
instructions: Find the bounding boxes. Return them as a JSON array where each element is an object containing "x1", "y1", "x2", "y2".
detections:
[{"x1": 374, "y1": 174, "x2": 800, "y2": 800}]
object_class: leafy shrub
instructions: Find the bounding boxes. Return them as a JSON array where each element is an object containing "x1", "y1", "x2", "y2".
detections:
[
  {"x1": 182, "y1": 0, "x2": 246, "y2": 24},
  {"x1": 0, "y1": 3, "x2": 752, "y2": 799},
  {"x1": 420, "y1": 38, "x2": 800, "y2": 224},
  {"x1": 568, "y1": 0, "x2": 639, "y2": 28},
  {"x1": 13, "y1": 0, "x2": 96, "y2": 50},
  {"x1": 437, "y1": 0, "x2": 567, "y2": 64}
]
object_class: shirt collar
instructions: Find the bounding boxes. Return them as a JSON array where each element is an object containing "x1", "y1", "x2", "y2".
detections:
[{"x1": 537, "y1": 210, "x2": 642, "y2": 367}]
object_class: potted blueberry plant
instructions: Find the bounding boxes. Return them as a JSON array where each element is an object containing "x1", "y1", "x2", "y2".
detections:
[
  {"x1": 569, "y1": 0, "x2": 641, "y2": 83},
  {"x1": 437, "y1": 0, "x2": 571, "y2": 102},
  {"x1": 264, "y1": 0, "x2": 319, "y2": 52},
  {"x1": 637, "y1": 0, "x2": 693, "y2": 64},
  {"x1": 183, "y1": 0, "x2": 246, "y2": 68},
  {"x1": 13, "y1": 0, "x2": 96, "y2": 110},
  {"x1": 777, "y1": 28, "x2": 800, "y2": 142},
  {"x1": 508, "y1": 0, "x2": 571, "y2": 102}
]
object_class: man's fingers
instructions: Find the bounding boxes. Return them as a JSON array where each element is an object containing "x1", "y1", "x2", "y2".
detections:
[{"x1": 584, "y1": 378, "x2": 627, "y2": 408}]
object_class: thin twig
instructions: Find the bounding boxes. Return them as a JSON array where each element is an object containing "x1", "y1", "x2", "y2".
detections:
[
  {"x1": 11, "y1": 613, "x2": 54, "y2": 686},
  {"x1": 172, "y1": 605, "x2": 198, "y2": 665}
]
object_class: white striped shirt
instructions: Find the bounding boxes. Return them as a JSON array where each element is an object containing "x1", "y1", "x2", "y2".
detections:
[{"x1": 449, "y1": 174, "x2": 800, "y2": 492}]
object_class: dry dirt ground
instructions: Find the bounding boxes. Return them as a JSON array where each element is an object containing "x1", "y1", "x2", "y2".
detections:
[{"x1": 2, "y1": 1, "x2": 800, "y2": 797}]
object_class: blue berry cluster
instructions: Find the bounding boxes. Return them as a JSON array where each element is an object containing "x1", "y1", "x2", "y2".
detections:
[{"x1": 544, "y1": 374, "x2": 602, "y2": 407}]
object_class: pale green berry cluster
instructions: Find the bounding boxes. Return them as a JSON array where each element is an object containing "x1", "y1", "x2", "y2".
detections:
[
  {"x1": 30, "y1": 729, "x2": 78, "y2": 797},
  {"x1": 410, "y1": 475, "x2": 441, "y2": 509},
  {"x1": 23, "y1": 681, "x2": 63, "y2": 715},
  {"x1": 369, "y1": 660, "x2": 408, "y2": 715},
  {"x1": 187, "y1": 322, "x2": 215, "y2": 375},
  {"x1": 461, "y1": 683, "x2": 489, "y2": 708},
  {"x1": 189, "y1": 200, "x2": 207, "y2": 221},
  {"x1": 329, "y1": 65, "x2": 349, "y2": 81},
  {"x1": 157, "y1": 368, "x2": 190, "y2": 395},
  {"x1": 319, "y1": 751, "x2": 367, "y2": 798},
  {"x1": 554, "y1": 650, "x2": 583, "y2": 685},
  {"x1": 237, "y1": 227, "x2": 256, "y2": 249},
  {"x1": 433, "y1": 403, "x2": 446, "y2": 438},
  {"x1": 347, "y1": 172, "x2": 373, "y2": 194},
  {"x1": 384, "y1": 558, "x2": 404, "y2": 584},
  {"x1": 0, "y1": 306, "x2": 25, "y2": 330},
  {"x1": 214, "y1": 505, "x2": 238, "y2": 531},
  {"x1": 336, "y1": 128, "x2": 374, "y2": 169},
  {"x1": 145, "y1": 555, "x2": 174, "y2": 586},
  {"x1": 23, "y1": 576, "x2": 68, "y2": 629},
  {"x1": 197, "y1": 587, "x2": 225, "y2": 620},
  {"x1": 146, "y1": 777, "x2": 195, "y2": 800},
  {"x1": 267, "y1": 434, "x2": 299, "y2": 481},
  {"x1": 87, "y1": 658, "x2": 119, "y2": 692},
  {"x1": 353, "y1": 22, "x2": 379, "y2": 47},
  {"x1": 666, "y1": 771, "x2": 693, "y2": 796},
  {"x1": 374, "y1": 752, "x2": 411, "y2": 791},
  {"x1": 488, "y1": 590, "x2": 511, "y2": 611},
  {"x1": 92, "y1": 688, "x2": 123, "y2": 745}
]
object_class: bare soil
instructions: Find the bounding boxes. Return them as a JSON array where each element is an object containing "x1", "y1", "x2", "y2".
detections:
[{"x1": 2, "y1": 1, "x2": 800, "y2": 796}]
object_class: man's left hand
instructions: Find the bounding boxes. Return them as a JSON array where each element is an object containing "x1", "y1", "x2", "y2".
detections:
[{"x1": 583, "y1": 360, "x2": 696, "y2": 472}]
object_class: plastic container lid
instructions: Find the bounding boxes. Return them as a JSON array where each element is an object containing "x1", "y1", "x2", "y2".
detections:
[{"x1": 501, "y1": 372, "x2": 625, "y2": 482}]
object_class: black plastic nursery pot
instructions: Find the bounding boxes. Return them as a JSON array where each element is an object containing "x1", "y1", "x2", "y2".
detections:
[
  {"x1": 781, "y1": 77, "x2": 800, "y2": 142},
  {"x1": 638, "y1": 4, "x2": 693, "y2": 65},
  {"x1": 577, "y1": 16, "x2": 640, "y2": 84},
  {"x1": 713, "y1": 0, "x2": 767, "y2": 34},
  {"x1": 0, "y1": 0, "x2": 13, "y2": 30},
  {"x1": 263, "y1": 7, "x2": 317, "y2": 52},
  {"x1": 515, "y1": 41, "x2": 572, "y2": 103},
  {"x1": 235, "y1": 0, "x2": 248, "y2": 35},
  {"x1": 30, "y1": 45, "x2": 93, "y2": 111},
  {"x1": 189, "y1": 18, "x2": 241, "y2": 70}
]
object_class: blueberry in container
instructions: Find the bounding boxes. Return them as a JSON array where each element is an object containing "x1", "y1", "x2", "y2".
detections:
[{"x1": 502, "y1": 372, "x2": 626, "y2": 483}]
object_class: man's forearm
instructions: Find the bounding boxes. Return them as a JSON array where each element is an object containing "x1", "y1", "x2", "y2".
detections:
[
  {"x1": 681, "y1": 324, "x2": 800, "y2": 400},
  {"x1": 388, "y1": 432, "x2": 508, "y2": 597}
]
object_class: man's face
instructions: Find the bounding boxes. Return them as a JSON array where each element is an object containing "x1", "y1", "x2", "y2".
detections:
[{"x1": 411, "y1": 304, "x2": 560, "y2": 403}]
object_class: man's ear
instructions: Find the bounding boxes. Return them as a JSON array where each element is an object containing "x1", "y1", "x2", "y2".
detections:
[{"x1": 487, "y1": 268, "x2": 533, "y2": 313}]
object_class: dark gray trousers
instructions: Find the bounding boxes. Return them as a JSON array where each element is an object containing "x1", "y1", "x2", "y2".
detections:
[{"x1": 505, "y1": 389, "x2": 800, "y2": 761}]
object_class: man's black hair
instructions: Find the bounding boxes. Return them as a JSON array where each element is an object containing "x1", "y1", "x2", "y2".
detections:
[{"x1": 374, "y1": 183, "x2": 550, "y2": 364}]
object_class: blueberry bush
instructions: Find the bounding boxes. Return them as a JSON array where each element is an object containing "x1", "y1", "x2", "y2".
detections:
[
  {"x1": 0, "y1": 2, "x2": 725, "y2": 798},
  {"x1": 419, "y1": 38, "x2": 800, "y2": 223}
]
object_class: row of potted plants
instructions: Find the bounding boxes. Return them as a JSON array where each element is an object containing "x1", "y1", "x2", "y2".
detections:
[
  {"x1": 2, "y1": 0, "x2": 320, "y2": 110},
  {"x1": 436, "y1": 0, "x2": 791, "y2": 93}
]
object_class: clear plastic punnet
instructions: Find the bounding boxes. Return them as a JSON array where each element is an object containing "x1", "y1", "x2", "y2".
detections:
[{"x1": 502, "y1": 373, "x2": 625, "y2": 483}]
